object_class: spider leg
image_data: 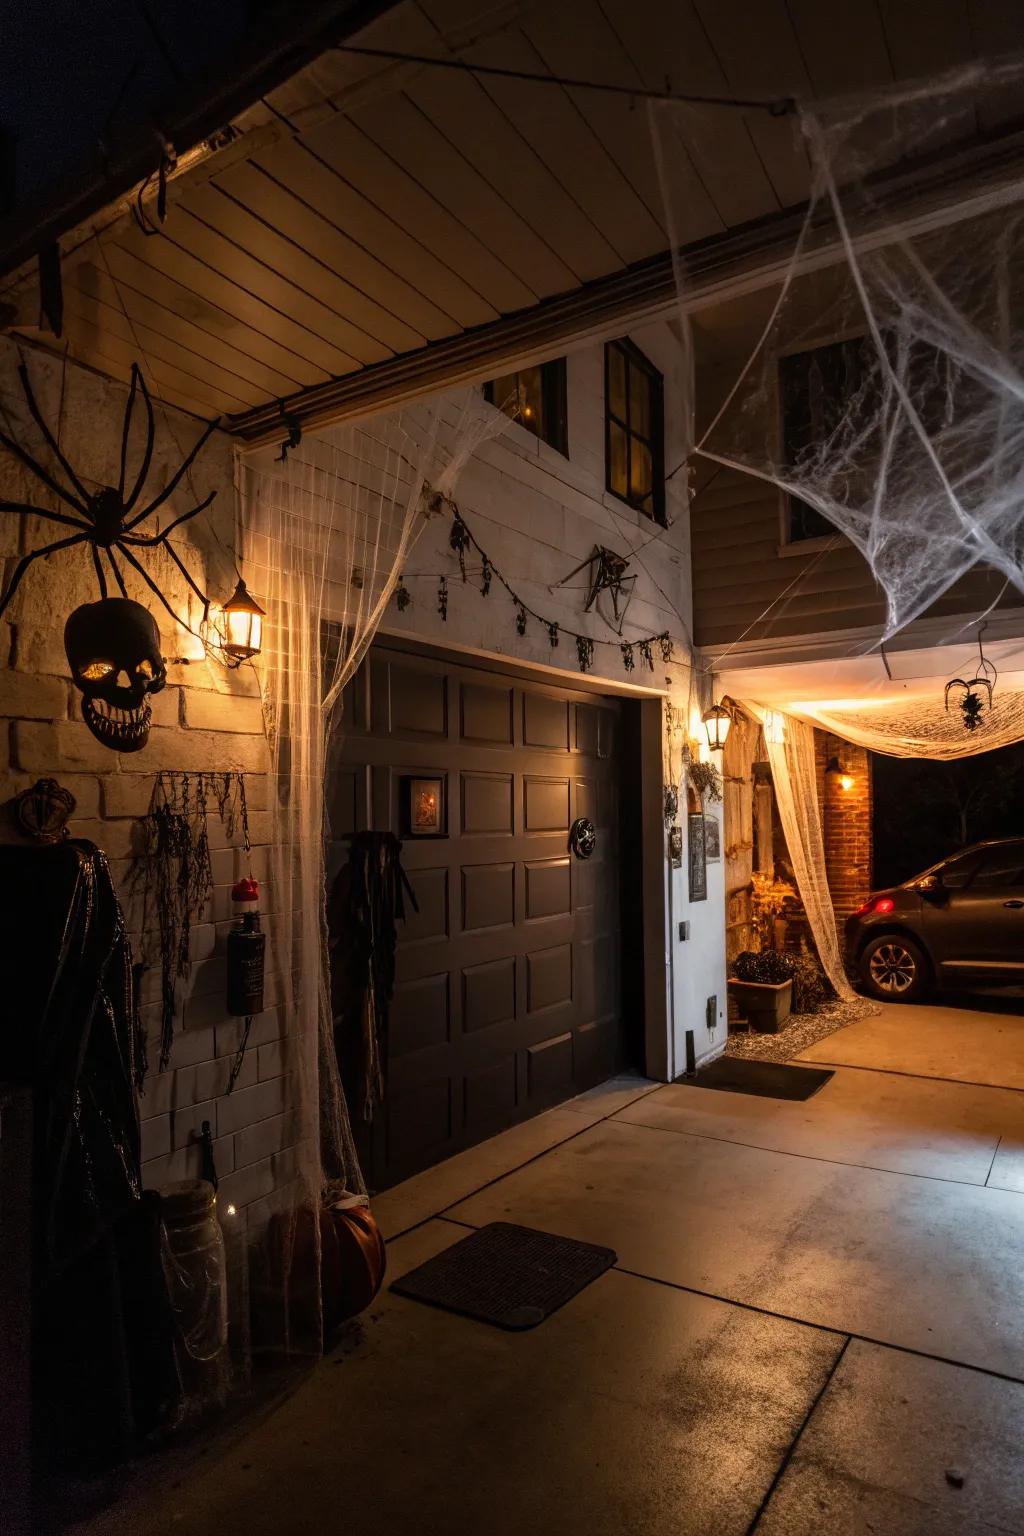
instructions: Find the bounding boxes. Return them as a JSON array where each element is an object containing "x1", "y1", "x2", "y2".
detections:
[
  {"x1": 16, "y1": 362, "x2": 93, "y2": 507},
  {"x1": 91, "y1": 543, "x2": 108, "y2": 600},
  {"x1": 106, "y1": 546, "x2": 129, "y2": 598},
  {"x1": 0, "y1": 499, "x2": 90, "y2": 531},
  {"x1": 129, "y1": 415, "x2": 221, "y2": 523},
  {"x1": 124, "y1": 367, "x2": 156, "y2": 512},
  {"x1": 133, "y1": 536, "x2": 210, "y2": 621},
  {"x1": 123, "y1": 490, "x2": 215, "y2": 540},
  {"x1": 118, "y1": 365, "x2": 139, "y2": 498},
  {"x1": 0, "y1": 533, "x2": 86, "y2": 621},
  {"x1": 0, "y1": 422, "x2": 90, "y2": 517},
  {"x1": 116, "y1": 541, "x2": 193, "y2": 633}
]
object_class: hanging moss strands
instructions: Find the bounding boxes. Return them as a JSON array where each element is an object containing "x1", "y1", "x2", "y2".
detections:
[
  {"x1": 449, "y1": 512, "x2": 471, "y2": 579},
  {"x1": 397, "y1": 487, "x2": 680, "y2": 676},
  {"x1": 131, "y1": 771, "x2": 251, "y2": 1076}
]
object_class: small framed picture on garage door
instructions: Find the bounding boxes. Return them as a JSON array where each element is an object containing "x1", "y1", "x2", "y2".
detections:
[{"x1": 404, "y1": 775, "x2": 447, "y2": 837}]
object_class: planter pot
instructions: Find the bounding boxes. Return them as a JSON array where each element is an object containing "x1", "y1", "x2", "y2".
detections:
[{"x1": 727, "y1": 976, "x2": 792, "y2": 1034}]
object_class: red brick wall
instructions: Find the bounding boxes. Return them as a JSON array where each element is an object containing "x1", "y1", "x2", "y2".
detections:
[{"x1": 815, "y1": 731, "x2": 873, "y2": 921}]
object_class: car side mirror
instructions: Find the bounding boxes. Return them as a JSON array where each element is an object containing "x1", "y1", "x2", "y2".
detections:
[{"x1": 915, "y1": 873, "x2": 943, "y2": 894}]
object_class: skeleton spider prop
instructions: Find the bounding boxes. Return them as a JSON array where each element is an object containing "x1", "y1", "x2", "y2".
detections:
[
  {"x1": 0, "y1": 360, "x2": 217, "y2": 629},
  {"x1": 0, "y1": 361, "x2": 220, "y2": 751},
  {"x1": 944, "y1": 649, "x2": 998, "y2": 733}
]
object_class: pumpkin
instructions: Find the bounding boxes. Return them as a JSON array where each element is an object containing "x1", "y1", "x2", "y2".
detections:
[{"x1": 253, "y1": 1198, "x2": 386, "y2": 1353}]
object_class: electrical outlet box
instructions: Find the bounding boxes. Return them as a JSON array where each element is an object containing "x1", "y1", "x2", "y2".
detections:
[
  {"x1": 706, "y1": 995, "x2": 718, "y2": 1032},
  {"x1": 678, "y1": 921, "x2": 689, "y2": 941}
]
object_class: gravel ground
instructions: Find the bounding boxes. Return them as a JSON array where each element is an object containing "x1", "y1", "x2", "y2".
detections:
[{"x1": 724, "y1": 995, "x2": 881, "y2": 1063}]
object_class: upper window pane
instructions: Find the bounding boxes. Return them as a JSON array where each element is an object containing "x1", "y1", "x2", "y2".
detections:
[
  {"x1": 484, "y1": 359, "x2": 567, "y2": 456},
  {"x1": 605, "y1": 340, "x2": 665, "y2": 524},
  {"x1": 608, "y1": 346, "x2": 627, "y2": 420}
]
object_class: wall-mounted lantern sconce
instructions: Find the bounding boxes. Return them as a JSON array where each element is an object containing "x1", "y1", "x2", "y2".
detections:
[
  {"x1": 219, "y1": 578, "x2": 265, "y2": 665},
  {"x1": 825, "y1": 755, "x2": 854, "y2": 792},
  {"x1": 701, "y1": 701, "x2": 732, "y2": 752}
]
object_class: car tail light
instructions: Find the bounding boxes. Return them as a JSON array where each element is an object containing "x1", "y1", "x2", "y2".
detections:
[{"x1": 854, "y1": 895, "x2": 894, "y2": 917}]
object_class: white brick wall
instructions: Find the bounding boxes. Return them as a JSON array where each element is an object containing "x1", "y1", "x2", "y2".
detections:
[{"x1": 0, "y1": 338, "x2": 287, "y2": 1231}]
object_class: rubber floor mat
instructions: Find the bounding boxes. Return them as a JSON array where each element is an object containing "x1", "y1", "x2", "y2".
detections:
[
  {"x1": 390, "y1": 1221, "x2": 617, "y2": 1330},
  {"x1": 681, "y1": 1056, "x2": 834, "y2": 1101}
]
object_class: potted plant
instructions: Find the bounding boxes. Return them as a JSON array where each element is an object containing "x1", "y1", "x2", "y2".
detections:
[{"x1": 728, "y1": 949, "x2": 794, "y2": 1033}]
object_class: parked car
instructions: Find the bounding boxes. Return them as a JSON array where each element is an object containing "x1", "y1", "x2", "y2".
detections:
[{"x1": 845, "y1": 838, "x2": 1024, "y2": 1001}]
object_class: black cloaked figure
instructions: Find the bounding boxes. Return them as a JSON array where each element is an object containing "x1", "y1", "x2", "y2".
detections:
[
  {"x1": 327, "y1": 832, "x2": 417, "y2": 1127},
  {"x1": 1, "y1": 839, "x2": 178, "y2": 1488}
]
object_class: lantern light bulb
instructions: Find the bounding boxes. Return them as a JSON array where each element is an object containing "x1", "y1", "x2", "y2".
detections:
[{"x1": 826, "y1": 755, "x2": 855, "y2": 791}]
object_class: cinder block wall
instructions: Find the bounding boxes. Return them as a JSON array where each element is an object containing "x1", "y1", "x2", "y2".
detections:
[
  {"x1": 0, "y1": 341, "x2": 288, "y2": 1238},
  {"x1": 815, "y1": 730, "x2": 873, "y2": 921}
]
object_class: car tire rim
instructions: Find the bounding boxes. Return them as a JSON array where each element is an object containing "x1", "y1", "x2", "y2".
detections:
[{"x1": 868, "y1": 943, "x2": 917, "y2": 994}]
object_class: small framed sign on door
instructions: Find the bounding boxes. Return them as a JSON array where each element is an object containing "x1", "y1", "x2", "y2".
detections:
[{"x1": 404, "y1": 775, "x2": 447, "y2": 838}]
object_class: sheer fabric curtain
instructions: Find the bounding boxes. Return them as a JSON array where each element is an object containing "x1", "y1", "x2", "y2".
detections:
[{"x1": 237, "y1": 391, "x2": 506, "y2": 1351}]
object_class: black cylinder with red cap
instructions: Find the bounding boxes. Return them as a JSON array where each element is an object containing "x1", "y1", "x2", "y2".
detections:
[{"x1": 226, "y1": 876, "x2": 265, "y2": 1017}]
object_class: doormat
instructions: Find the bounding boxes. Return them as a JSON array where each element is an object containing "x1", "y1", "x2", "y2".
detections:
[
  {"x1": 681, "y1": 1056, "x2": 834, "y2": 1101},
  {"x1": 390, "y1": 1222, "x2": 616, "y2": 1330}
]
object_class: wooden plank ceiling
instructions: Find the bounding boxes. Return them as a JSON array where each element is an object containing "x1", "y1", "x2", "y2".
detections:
[{"x1": 3, "y1": 0, "x2": 1020, "y2": 434}]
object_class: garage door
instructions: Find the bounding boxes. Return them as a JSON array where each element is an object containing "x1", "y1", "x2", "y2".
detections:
[{"x1": 330, "y1": 642, "x2": 630, "y2": 1189}]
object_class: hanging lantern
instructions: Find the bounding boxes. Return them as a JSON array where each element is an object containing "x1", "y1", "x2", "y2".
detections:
[
  {"x1": 701, "y1": 701, "x2": 732, "y2": 752},
  {"x1": 220, "y1": 578, "x2": 265, "y2": 664},
  {"x1": 825, "y1": 755, "x2": 854, "y2": 791}
]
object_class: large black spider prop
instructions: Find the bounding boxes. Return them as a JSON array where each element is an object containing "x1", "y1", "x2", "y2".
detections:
[{"x1": 0, "y1": 360, "x2": 218, "y2": 629}]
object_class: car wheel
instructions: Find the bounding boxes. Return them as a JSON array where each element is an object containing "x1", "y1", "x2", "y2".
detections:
[{"x1": 859, "y1": 933, "x2": 931, "y2": 1002}]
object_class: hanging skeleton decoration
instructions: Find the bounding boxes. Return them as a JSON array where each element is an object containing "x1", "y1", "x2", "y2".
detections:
[
  {"x1": 0, "y1": 360, "x2": 216, "y2": 629},
  {"x1": 944, "y1": 634, "x2": 998, "y2": 733},
  {"x1": 65, "y1": 598, "x2": 167, "y2": 752}
]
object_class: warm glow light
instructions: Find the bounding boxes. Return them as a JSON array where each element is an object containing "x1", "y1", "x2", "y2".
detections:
[
  {"x1": 826, "y1": 755, "x2": 855, "y2": 791},
  {"x1": 220, "y1": 577, "x2": 265, "y2": 663}
]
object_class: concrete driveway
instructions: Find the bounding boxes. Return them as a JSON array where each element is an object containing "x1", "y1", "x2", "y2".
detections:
[{"x1": 88, "y1": 1003, "x2": 1024, "y2": 1536}]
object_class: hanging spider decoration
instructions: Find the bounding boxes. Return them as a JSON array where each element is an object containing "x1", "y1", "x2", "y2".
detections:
[
  {"x1": 0, "y1": 360, "x2": 218, "y2": 630},
  {"x1": 944, "y1": 637, "x2": 998, "y2": 733},
  {"x1": 944, "y1": 674, "x2": 994, "y2": 732}
]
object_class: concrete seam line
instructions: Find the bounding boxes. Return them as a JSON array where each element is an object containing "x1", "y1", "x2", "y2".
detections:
[{"x1": 743, "y1": 1335, "x2": 852, "y2": 1536}]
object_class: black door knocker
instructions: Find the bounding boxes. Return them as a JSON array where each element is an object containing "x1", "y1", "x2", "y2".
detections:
[{"x1": 569, "y1": 817, "x2": 596, "y2": 859}]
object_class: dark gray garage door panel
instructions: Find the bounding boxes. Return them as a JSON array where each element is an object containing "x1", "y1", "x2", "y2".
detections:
[{"x1": 333, "y1": 644, "x2": 625, "y2": 1188}]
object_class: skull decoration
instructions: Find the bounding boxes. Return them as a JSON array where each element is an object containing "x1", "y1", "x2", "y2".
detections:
[{"x1": 65, "y1": 598, "x2": 167, "y2": 753}]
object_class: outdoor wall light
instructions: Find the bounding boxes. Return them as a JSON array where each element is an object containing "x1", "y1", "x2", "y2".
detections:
[
  {"x1": 219, "y1": 577, "x2": 265, "y2": 665},
  {"x1": 826, "y1": 755, "x2": 854, "y2": 791},
  {"x1": 701, "y1": 701, "x2": 732, "y2": 752}
]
